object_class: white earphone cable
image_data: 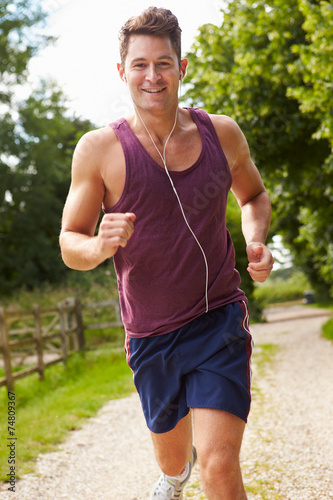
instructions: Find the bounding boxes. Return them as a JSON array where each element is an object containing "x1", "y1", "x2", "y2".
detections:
[{"x1": 133, "y1": 102, "x2": 209, "y2": 312}]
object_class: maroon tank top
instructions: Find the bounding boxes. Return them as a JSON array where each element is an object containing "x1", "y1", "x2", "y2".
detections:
[{"x1": 105, "y1": 107, "x2": 246, "y2": 338}]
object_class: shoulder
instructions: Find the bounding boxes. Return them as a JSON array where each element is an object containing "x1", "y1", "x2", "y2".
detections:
[
  {"x1": 208, "y1": 113, "x2": 250, "y2": 168},
  {"x1": 72, "y1": 125, "x2": 122, "y2": 174},
  {"x1": 74, "y1": 126, "x2": 119, "y2": 161},
  {"x1": 209, "y1": 114, "x2": 245, "y2": 141}
]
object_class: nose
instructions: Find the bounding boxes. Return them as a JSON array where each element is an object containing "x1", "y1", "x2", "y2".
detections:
[{"x1": 146, "y1": 63, "x2": 160, "y2": 83}]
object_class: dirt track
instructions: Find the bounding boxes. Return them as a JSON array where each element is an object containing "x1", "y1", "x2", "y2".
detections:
[{"x1": 1, "y1": 305, "x2": 332, "y2": 499}]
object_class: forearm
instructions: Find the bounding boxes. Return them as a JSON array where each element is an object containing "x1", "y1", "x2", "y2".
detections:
[
  {"x1": 59, "y1": 212, "x2": 136, "y2": 271},
  {"x1": 59, "y1": 231, "x2": 107, "y2": 271},
  {"x1": 240, "y1": 190, "x2": 271, "y2": 245}
]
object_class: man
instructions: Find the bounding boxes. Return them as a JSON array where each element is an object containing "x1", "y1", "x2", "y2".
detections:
[{"x1": 60, "y1": 7, "x2": 274, "y2": 500}]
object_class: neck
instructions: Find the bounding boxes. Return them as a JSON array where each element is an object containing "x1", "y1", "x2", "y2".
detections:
[
  {"x1": 132, "y1": 103, "x2": 181, "y2": 144},
  {"x1": 133, "y1": 102, "x2": 179, "y2": 166}
]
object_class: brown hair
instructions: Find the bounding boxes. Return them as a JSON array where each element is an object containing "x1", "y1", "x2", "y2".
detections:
[{"x1": 119, "y1": 6, "x2": 182, "y2": 68}]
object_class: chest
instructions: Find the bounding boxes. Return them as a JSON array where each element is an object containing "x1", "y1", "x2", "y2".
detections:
[{"x1": 138, "y1": 126, "x2": 202, "y2": 171}]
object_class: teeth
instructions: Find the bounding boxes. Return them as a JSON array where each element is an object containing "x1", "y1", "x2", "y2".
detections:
[{"x1": 144, "y1": 89, "x2": 164, "y2": 93}]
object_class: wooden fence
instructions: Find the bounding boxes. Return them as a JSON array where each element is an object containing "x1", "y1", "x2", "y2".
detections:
[{"x1": 0, "y1": 298, "x2": 123, "y2": 391}]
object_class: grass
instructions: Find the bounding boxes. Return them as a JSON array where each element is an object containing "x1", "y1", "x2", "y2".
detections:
[
  {"x1": 0, "y1": 266, "x2": 119, "y2": 310},
  {"x1": 248, "y1": 341, "x2": 280, "y2": 439},
  {"x1": 253, "y1": 343, "x2": 279, "y2": 373},
  {"x1": 245, "y1": 461, "x2": 284, "y2": 500},
  {"x1": 0, "y1": 265, "x2": 126, "y2": 353},
  {"x1": 184, "y1": 479, "x2": 207, "y2": 499},
  {"x1": 322, "y1": 317, "x2": 333, "y2": 341},
  {"x1": 0, "y1": 343, "x2": 134, "y2": 481}
]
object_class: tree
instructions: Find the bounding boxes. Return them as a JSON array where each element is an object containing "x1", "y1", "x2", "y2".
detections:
[
  {"x1": 1, "y1": 0, "x2": 51, "y2": 208},
  {"x1": 0, "y1": 0, "x2": 50, "y2": 92},
  {"x1": 0, "y1": 1, "x2": 94, "y2": 294},
  {"x1": 0, "y1": 81, "x2": 93, "y2": 293},
  {"x1": 184, "y1": 0, "x2": 333, "y2": 298},
  {"x1": 287, "y1": 0, "x2": 333, "y2": 293},
  {"x1": 288, "y1": 1, "x2": 333, "y2": 146}
]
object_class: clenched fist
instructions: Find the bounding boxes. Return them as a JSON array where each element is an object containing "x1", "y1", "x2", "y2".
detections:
[
  {"x1": 96, "y1": 212, "x2": 136, "y2": 261},
  {"x1": 246, "y1": 242, "x2": 274, "y2": 283}
]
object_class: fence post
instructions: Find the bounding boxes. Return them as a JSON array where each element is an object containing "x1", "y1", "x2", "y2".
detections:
[
  {"x1": 74, "y1": 297, "x2": 85, "y2": 351},
  {"x1": 0, "y1": 307, "x2": 14, "y2": 392},
  {"x1": 64, "y1": 297, "x2": 76, "y2": 351},
  {"x1": 58, "y1": 301, "x2": 68, "y2": 365},
  {"x1": 33, "y1": 304, "x2": 44, "y2": 381}
]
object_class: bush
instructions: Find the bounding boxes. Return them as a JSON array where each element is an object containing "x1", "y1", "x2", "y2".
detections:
[{"x1": 253, "y1": 269, "x2": 310, "y2": 307}]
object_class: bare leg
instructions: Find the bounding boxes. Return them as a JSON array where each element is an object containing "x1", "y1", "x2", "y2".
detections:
[
  {"x1": 193, "y1": 408, "x2": 247, "y2": 500},
  {"x1": 150, "y1": 412, "x2": 193, "y2": 477}
]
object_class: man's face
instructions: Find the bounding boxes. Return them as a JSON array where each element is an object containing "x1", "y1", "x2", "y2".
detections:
[{"x1": 118, "y1": 34, "x2": 187, "y2": 114}]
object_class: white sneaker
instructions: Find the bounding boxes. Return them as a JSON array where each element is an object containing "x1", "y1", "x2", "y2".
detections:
[{"x1": 150, "y1": 446, "x2": 197, "y2": 500}]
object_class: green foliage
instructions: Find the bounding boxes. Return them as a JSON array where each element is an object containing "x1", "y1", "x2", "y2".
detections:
[
  {"x1": 287, "y1": 0, "x2": 333, "y2": 293},
  {"x1": 0, "y1": 0, "x2": 51, "y2": 93},
  {"x1": 0, "y1": 265, "x2": 118, "y2": 308},
  {"x1": 184, "y1": 0, "x2": 333, "y2": 299},
  {"x1": 0, "y1": 266, "x2": 122, "y2": 348},
  {"x1": 253, "y1": 269, "x2": 310, "y2": 306},
  {"x1": 288, "y1": 1, "x2": 333, "y2": 145},
  {"x1": 0, "y1": 2, "x2": 95, "y2": 295},
  {"x1": 226, "y1": 194, "x2": 263, "y2": 320},
  {"x1": 0, "y1": 0, "x2": 50, "y2": 212},
  {"x1": 0, "y1": 81, "x2": 93, "y2": 293}
]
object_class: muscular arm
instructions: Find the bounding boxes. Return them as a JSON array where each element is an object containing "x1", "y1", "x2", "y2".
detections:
[
  {"x1": 228, "y1": 124, "x2": 271, "y2": 247},
  {"x1": 59, "y1": 130, "x2": 135, "y2": 270},
  {"x1": 211, "y1": 115, "x2": 274, "y2": 282}
]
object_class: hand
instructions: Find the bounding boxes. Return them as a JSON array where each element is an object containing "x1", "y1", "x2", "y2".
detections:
[
  {"x1": 246, "y1": 242, "x2": 274, "y2": 283},
  {"x1": 96, "y1": 212, "x2": 136, "y2": 260}
]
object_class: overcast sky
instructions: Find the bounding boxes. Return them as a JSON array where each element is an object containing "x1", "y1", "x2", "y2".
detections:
[{"x1": 27, "y1": 0, "x2": 225, "y2": 126}]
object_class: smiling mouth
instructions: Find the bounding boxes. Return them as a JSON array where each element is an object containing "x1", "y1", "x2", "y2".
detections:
[{"x1": 142, "y1": 88, "x2": 166, "y2": 94}]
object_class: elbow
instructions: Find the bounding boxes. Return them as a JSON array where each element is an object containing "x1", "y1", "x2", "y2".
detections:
[
  {"x1": 59, "y1": 233, "x2": 72, "y2": 269},
  {"x1": 59, "y1": 230, "x2": 77, "y2": 270},
  {"x1": 58, "y1": 229, "x2": 100, "y2": 271},
  {"x1": 239, "y1": 188, "x2": 270, "y2": 210},
  {"x1": 256, "y1": 189, "x2": 271, "y2": 208}
]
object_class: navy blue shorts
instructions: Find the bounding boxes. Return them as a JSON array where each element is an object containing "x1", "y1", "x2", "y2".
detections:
[{"x1": 125, "y1": 301, "x2": 253, "y2": 434}]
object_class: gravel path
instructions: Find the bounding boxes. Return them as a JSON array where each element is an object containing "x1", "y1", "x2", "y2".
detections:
[{"x1": 1, "y1": 306, "x2": 332, "y2": 500}]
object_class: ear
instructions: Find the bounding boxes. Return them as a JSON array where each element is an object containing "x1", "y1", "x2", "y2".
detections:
[
  {"x1": 180, "y1": 58, "x2": 188, "y2": 80},
  {"x1": 117, "y1": 63, "x2": 126, "y2": 83}
]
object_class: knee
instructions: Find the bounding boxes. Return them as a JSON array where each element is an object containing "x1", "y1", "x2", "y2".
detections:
[{"x1": 199, "y1": 446, "x2": 241, "y2": 487}]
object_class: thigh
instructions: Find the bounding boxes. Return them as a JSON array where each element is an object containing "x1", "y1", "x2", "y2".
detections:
[
  {"x1": 184, "y1": 301, "x2": 253, "y2": 423},
  {"x1": 126, "y1": 332, "x2": 190, "y2": 434}
]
